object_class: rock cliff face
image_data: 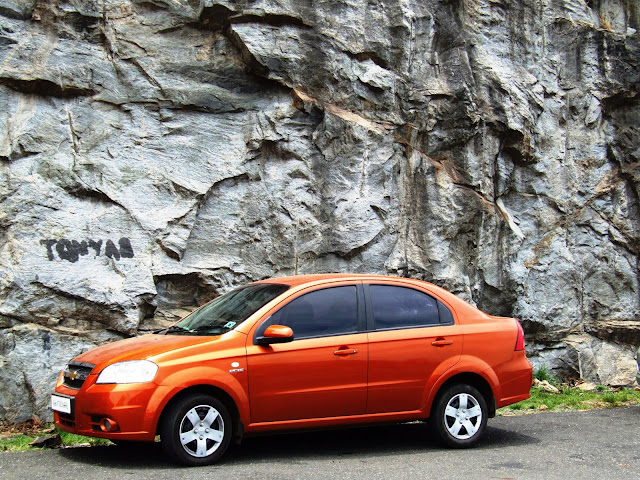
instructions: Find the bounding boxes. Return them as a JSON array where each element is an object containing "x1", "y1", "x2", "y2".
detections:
[{"x1": 1, "y1": 0, "x2": 639, "y2": 421}]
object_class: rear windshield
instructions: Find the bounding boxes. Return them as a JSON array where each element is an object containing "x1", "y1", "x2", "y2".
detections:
[{"x1": 157, "y1": 283, "x2": 289, "y2": 336}]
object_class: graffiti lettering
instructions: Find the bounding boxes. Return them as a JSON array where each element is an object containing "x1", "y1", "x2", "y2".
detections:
[
  {"x1": 88, "y1": 239, "x2": 102, "y2": 256},
  {"x1": 40, "y1": 239, "x2": 57, "y2": 261},
  {"x1": 118, "y1": 237, "x2": 134, "y2": 258},
  {"x1": 40, "y1": 238, "x2": 134, "y2": 263}
]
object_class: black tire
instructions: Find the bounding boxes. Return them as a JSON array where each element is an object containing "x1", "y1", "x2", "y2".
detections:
[
  {"x1": 432, "y1": 383, "x2": 488, "y2": 448},
  {"x1": 160, "y1": 393, "x2": 232, "y2": 466}
]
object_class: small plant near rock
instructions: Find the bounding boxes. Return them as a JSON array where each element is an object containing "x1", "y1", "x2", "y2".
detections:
[
  {"x1": 599, "y1": 14, "x2": 613, "y2": 31},
  {"x1": 533, "y1": 365, "x2": 552, "y2": 382}
]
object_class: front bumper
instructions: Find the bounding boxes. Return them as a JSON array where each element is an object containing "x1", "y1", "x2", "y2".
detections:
[{"x1": 53, "y1": 374, "x2": 168, "y2": 441}]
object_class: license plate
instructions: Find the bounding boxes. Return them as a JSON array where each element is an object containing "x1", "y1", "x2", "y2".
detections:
[{"x1": 51, "y1": 394, "x2": 72, "y2": 414}]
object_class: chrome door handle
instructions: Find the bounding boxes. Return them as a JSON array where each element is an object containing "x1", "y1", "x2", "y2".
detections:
[{"x1": 333, "y1": 348, "x2": 358, "y2": 356}]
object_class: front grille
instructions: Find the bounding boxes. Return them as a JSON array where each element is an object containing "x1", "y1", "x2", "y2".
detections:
[
  {"x1": 63, "y1": 362, "x2": 95, "y2": 389},
  {"x1": 57, "y1": 412, "x2": 75, "y2": 428}
]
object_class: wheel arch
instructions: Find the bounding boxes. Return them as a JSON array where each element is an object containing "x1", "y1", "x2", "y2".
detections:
[
  {"x1": 429, "y1": 372, "x2": 497, "y2": 419},
  {"x1": 156, "y1": 384, "x2": 244, "y2": 443}
]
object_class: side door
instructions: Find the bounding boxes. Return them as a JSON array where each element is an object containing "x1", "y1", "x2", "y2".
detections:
[
  {"x1": 246, "y1": 283, "x2": 368, "y2": 423},
  {"x1": 365, "y1": 283, "x2": 463, "y2": 414}
]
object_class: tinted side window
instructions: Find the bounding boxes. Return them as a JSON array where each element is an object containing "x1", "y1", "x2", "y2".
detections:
[
  {"x1": 370, "y1": 285, "x2": 440, "y2": 329},
  {"x1": 258, "y1": 286, "x2": 358, "y2": 340},
  {"x1": 437, "y1": 300, "x2": 454, "y2": 325}
]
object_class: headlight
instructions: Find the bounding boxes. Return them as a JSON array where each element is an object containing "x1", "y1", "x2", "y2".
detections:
[{"x1": 96, "y1": 360, "x2": 158, "y2": 384}]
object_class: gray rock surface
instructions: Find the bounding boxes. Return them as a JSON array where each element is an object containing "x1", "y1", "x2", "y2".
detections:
[{"x1": 0, "y1": 0, "x2": 639, "y2": 421}]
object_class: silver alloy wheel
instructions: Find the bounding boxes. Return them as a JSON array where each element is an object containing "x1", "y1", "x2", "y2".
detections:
[
  {"x1": 443, "y1": 393, "x2": 483, "y2": 440},
  {"x1": 178, "y1": 404, "x2": 225, "y2": 458}
]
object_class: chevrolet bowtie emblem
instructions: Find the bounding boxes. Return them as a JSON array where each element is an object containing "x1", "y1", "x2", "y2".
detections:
[{"x1": 68, "y1": 370, "x2": 78, "y2": 381}]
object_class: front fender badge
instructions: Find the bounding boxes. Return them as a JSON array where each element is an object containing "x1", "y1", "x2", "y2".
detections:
[{"x1": 230, "y1": 361, "x2": 244, "y2": 373}]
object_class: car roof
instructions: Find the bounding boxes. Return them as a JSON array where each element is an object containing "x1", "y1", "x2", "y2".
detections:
[
  {"x1": 256, "y1": 273, "x2": 403, "y2": 287},
  {"x1": 255, "y1": 274, "x2": 455, "y2": 301},
  {"x1": 254, "y1": 274, "x2": 490, "y2": 323},
  {"x1": 234, "y1": 273, "x2": 496, "y2": 335}
]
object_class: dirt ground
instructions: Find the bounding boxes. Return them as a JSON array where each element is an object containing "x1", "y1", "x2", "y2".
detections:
[{"x1": 0, "y1": 419, "x2": 55, "y2": 439}]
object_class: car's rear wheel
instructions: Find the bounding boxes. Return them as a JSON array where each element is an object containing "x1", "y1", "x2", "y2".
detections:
[
  {"x1": 160, "y1": 393, "x2": 232, "y2": 466},
  {"x1": 432, "y1": 383, "x2": 487, "y2": 448}
]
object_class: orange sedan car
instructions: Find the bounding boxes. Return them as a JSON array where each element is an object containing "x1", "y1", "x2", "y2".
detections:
[{"x1": 52, "y1": 274, "x2": 532, "y2": 466}]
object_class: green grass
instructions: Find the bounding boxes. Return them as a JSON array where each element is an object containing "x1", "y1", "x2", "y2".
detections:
[
  {"x1": 500, "y1": 385, "x2": 640, "y2": 414},
  {"x1": 0, "y1": 434, "x2": 37, "y2": 452},
  {"x1": 59, "y1": 431, "x2": 112, "y2": 447},
  {"x1": 0, "y1": 427, "x2": 111, "y2": 452}
]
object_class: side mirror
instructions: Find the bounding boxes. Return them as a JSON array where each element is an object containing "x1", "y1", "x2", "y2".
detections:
[{"x1": 255, "y1": 325, "x2": 294, "y2": 346}]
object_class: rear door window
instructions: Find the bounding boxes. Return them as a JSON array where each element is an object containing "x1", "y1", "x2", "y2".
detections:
[{"x1": 369, "y1": 285, "x2": 450, "y2": 330}]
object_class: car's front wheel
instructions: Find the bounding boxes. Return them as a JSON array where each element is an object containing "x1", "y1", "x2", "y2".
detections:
[
  {"x1": 160, "y1": 393, "x2": 232, "y2": 466},
  {"x1": 432, "y1": 383, "x2": 487, "y2": 448}
]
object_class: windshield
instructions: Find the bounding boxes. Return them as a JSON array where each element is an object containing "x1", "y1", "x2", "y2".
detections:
[{"x1": 156, "y1": 283, "x2": 289, "y2": 336}]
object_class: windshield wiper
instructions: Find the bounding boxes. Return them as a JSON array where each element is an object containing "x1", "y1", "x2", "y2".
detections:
[
  {"x1": 156, "y1": 325, "x2": 193, "y2": 335},
  {"x1": 189, "y1": 324, "x2": 228, "y2": 335},
  {"x1": 155, "y1": 323, "x2": 233, "y2": 336}
]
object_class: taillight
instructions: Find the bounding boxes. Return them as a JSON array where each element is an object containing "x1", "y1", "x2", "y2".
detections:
[{"x1": 514, "y1": 319, "x2": 525, "y2": 351}]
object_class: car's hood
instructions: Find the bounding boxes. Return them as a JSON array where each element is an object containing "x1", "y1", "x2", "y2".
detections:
[{"x1": 73, "y1": 334, "x2": 219, "y2": 371}]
